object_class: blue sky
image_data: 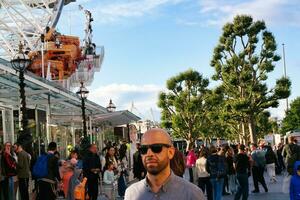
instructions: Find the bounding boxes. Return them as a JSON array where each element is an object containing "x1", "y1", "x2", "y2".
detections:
[{"x1": 57, "y1": 0, "x2": 300, "y2": 121}]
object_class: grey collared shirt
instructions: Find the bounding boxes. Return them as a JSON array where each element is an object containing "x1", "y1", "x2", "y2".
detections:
[{"x1": 125, "y1": 172, "x2": 205, "y2": 200}]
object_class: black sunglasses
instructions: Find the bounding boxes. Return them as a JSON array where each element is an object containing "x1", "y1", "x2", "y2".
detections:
[{"x1": 140, "y1": 143, "x2": 171, "y2": 155}]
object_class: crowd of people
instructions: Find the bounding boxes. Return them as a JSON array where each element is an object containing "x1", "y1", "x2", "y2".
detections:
[
  {"x1": 183, "y1": 136, "x2": 300, "y2": 200},
  {"x1": 0, "y1": 130, "x2": 299, "y2": 200},
  {"x1": 0, "y1": 139, "x2": 131, "y2": 200}
]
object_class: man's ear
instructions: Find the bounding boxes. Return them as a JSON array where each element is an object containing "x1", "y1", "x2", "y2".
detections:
[{"x1": 168, "y1": 147, "x2": 175, "y2": 160}]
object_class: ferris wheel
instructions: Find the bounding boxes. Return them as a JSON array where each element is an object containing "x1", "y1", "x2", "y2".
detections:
[{"x1": 0, "y1": 0, "x2": 74, "y2": 59}]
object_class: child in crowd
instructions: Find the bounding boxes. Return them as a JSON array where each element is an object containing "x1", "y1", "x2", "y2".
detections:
[
  {"x1": 103, "y1": 162, "x2": 118, "y2": 199},
  {"x1": 290, "y1": 161, "x2": 300, "y2": 200},
  {"x1": 103, "y1": 162, "x2": 117, "y2": 184},
  {"x1": 69, "y1": 150, "x2": 83, "y2": 169}
]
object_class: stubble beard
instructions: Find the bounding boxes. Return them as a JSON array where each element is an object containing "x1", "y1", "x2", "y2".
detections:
[{"x1": 144, "y1": 159, "x2": 168, "y2": 175}]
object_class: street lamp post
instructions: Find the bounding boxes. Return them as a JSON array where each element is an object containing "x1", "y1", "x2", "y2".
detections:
[
  {"x1": 282, "y1": 43, "x2": 289, "y2": 112},
  {"x1": 106, "y1": 99, "x2": 116, "y2": 113},
  {"x1": 76, "y1": 82, "x2": 89, "y2": 137},
  {"x1": 76, "y1": 82, "x2": 90, "y2": 156},
  {"x1": 10, "y1": 42, "x2": 32, "y2": 152},
  {"x1": 106, "y1": 99, "x2": 116, "y2": 141}
]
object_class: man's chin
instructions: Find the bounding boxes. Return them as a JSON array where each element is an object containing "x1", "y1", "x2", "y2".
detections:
[
  {"x1": 146, "y1": 163, "x2": 158, "y2": 168},
  {"x1": 147, "y1": 169, "x2": 160, "y2": 175}
]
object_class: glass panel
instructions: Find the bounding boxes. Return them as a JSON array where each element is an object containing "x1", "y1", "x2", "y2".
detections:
[{"x1": 4, "y1": 109, "x2": 14, "y2": 143}]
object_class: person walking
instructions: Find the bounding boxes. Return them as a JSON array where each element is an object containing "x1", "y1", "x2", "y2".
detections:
[
  {"x1": 220, "y1": 146, "x2": 230, "y2": 196},
  {"x1": 125, "y1": 128, "x2": 205, "y2": 200},
  {"x1": 133, "y1": 142, "x2": 146, "y2": 181},
  {"x1": 226, "y1": 147, "x2": 237, "y2": 195},
  {"x1": 206, "y1": 145, "x2": 226, "y2": 200},
  {"x1": 36, "y1": 142, "x2": 61, "y2": 200},
  {"x1": 276, "y1": 143, "x2": 285, "y2": 173},
  {"x1": 250, "y1": 143, "x2": 268, "y2": 193},
  {"x1": 196, "y1": 148, "x2": 212, "y2": 200},
  {"x1": 234, "y1": 144, "x2": 251, "y2": 200},
  {"x1": 282, "y1": 136, "x2": 300, "y2": 175},
  {"x1": 15, "y1": 143, "x2": 31, "y2": 200},
  {"x1": 83, "y1": 144, "x2": 101, "y2": 200},
  {"x1": 186, "y1": 146, "x2": 197, "y2": 183},
  {"x1": 118, "y1": 145, "x2": 129, "y2": 198},
  {"x1": 265, "y1": 145, "x2": 277, "y2": 183}
]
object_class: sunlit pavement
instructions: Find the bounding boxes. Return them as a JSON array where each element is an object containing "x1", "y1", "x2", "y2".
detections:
[
  {"x1": 223, "y1": 173, "x2": 289, "y2": 200},
  {"x1": 182, "y1": 169, "x2": 289, "y2": 200}
]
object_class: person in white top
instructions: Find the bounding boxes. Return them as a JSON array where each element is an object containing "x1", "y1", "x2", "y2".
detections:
[
  {"x1": 103, "y1": 162, "x2": 118, "y2": 199},
  {"x1": 103, "y1": 162, "x2": 117, "y2": 184},
  {"x1": 196, "y1": 148, "x2": 213, "y2": 200}
]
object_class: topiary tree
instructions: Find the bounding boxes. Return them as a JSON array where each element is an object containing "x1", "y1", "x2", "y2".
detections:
[
  {"x1": 210, "y1": 15, "x2": 291, "y2": 143},
  {"x1": 158, "y1": 69, "x2": 211, "y2": 145}
]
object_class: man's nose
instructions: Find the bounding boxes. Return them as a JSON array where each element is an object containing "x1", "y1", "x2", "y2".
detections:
[{"x1": 146, "y1": 147, "x2": 155, "y2": 156}]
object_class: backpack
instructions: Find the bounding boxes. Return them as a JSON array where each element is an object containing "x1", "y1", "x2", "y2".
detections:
[
  {"x1": 255, "y1": 150, "x2": 266, "y2": 167},
  {"x1": 32, "y1": 154, "x2": 51, "y2": 178}
]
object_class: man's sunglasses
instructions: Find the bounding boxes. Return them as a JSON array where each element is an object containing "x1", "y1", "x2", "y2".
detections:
[{"x1": 140, "y1": 143, "x2": 171, "y2": 155}]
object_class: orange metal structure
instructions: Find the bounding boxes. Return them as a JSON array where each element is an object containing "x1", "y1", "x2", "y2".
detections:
[{"x1": 28, "y1": 28, "x2": 82, "y2": 80}]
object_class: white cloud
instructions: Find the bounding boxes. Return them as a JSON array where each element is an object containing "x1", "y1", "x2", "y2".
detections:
[
  {"x1": 58, "y1": 0, "x2": 185, "y2": 32},
  {"x1": 268, "y1": 99, "x2": 288, "y2": 120},
  {"x1": 74, "y1": 0, "x2": 184, "y2": 24},
  {"x1": 88, "y1": 83, "x2": 163, "y2": 120},
  {"x1": 62, "y1": 0, "x2": 300, "y2": 28},
  {"x1": 197, "y1": 0, "x2": 300, "y2": 27}
]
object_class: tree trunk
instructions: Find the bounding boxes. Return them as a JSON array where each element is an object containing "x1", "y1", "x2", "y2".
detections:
[
  {"x1": 248, "y1": 114, "x2": 257, "y2": 143},
  {"x1": 241, "y1": 122, "x2": 246, "y2": 144},
  {"x1": 186, "y1": 133, "x2": 196, "y2": 151}
]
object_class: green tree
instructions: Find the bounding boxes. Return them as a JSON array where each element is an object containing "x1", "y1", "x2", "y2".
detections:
[
  {"x1": 158, "y1": 69, "x2": 210, "y2": 145},
  {"x1": 255, "y1": 111, "x2": 272, "y2": 139},
  {"x1": 281, "y1": 97, "x2": 300, "y2": 133},
  {"x1": 204, "y1": 87, "x2": 239, "y2": 140},
  {"x1": 210, "y1": 15, "x2": 291, "y2": 143}
]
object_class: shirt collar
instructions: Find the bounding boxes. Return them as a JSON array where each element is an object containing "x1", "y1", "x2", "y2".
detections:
[{"x1": 144, "y1": 171, "x2": 174, "y2": 193}]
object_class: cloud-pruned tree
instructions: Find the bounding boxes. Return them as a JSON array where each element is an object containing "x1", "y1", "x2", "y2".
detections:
[
  {"x1": 210, "y1": 15, "x2": 291, "y2": 143},
  {"x1": 158, "y1": 69, "x2": 211, "y2": 145}
]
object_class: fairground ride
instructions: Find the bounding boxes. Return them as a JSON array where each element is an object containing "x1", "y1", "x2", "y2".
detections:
[{"x1": 0, "y1": 0, "x2": 104, "y2": 89}]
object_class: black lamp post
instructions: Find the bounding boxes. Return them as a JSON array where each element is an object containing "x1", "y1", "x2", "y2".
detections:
[
  {"x1": 11, "y1": 42, "x2": 32, "y2": 152},
  {"x1": 76, "y1": 82, "x2": 89, "y2": 137},
  {"x1": 106, "y1": 99, "x2": 116, "y2": 112},
  {"x1": 77, "y1": 82, "x2": 90, "y2": 157}
]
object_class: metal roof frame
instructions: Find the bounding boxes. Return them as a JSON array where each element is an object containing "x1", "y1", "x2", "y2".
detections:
[
  {"x1": 0, "y1": 58, "x2": 140, "y2": 127},
  {"x1": 0, "y1": 58, "x2": 107, "y2": 114}
]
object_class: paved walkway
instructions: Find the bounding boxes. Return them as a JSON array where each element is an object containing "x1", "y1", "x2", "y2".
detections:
[
  {"x1": 183, "y1": 169, "x2": 289, "y2": 200},
  {"x1": 223, "y1": 173, "x2": 289, "y2": 200}
]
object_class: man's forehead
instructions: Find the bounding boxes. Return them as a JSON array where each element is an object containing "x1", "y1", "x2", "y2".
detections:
[{"x1": 141, "y1": 129, "x2": 172, "y2": 144}]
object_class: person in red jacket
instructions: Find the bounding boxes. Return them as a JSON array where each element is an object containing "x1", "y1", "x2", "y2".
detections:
[
  {"x1": 186, "y1": 146, "x2": 197, "y2": 183},
  {"x1": 1, "y1": 142, "x2": 17, "y2": 200}
]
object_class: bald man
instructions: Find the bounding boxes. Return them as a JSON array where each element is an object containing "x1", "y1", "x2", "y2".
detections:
[{"x1": 125, "y1": 128, "x2": 205, "y2": 200}]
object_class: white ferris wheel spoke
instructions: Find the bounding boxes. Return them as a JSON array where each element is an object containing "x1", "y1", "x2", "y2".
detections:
[{"x1": 0, "y1": 0, "x2": 65, "y2": 59}]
